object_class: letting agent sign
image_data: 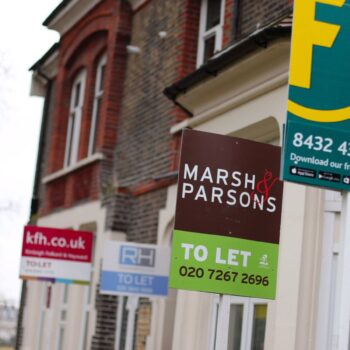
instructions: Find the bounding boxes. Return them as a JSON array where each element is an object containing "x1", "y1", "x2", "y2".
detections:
[
  {"x1": 169, "y1": 130, "x2": 283, "y2": 299},
  {"x1": 101, "y1": 241, "x2": 170, "y2": 297},
  {"x1": 282, "y1": 0, "x2": 350, "y2": 190},
  {"x1": 20, "y1": 225, "x2": 93, "y2": 284}
]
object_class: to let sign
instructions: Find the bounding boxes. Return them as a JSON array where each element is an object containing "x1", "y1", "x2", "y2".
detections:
[
  {"x1": 282, "y1": 0, "x2": 350, "y2": 190},
  {"x1": 101, "y1": 241, "x2": 170, "y2": 298},
  {"x1": 169, "y1": 130, "x2": 284, "y2": 299},
  {"x1": 20, "y1": 225, "x2": 93, "y2": 284}
]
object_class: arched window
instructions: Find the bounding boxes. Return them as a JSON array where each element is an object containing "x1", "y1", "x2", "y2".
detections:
[
  {"x1": 64, "y1": 70, "x2": 87, "y2": 167},
  {"x1": 88, "y1": 54, "x2": 107, "y2": 155}
]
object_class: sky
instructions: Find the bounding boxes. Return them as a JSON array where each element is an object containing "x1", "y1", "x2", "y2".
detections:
[{"x1": 0, "y1": 1, "x2": 61, "y2": 305}]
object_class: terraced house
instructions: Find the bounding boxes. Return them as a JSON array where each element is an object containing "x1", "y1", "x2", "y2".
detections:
[{"x1": 18, "y1": 0, "x2": 350, "y2": 349}]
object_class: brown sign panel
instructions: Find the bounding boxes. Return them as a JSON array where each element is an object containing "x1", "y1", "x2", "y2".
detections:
[{"x1": 175, "y1": 129, "x2": 283, "y2": 244}]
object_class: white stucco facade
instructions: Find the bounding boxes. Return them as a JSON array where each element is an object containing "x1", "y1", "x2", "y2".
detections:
[{"x1": 157, "y1": 39, "x2": 348, "y2": 350}]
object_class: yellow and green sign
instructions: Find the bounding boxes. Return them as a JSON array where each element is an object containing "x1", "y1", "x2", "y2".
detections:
[{"x1": 282, "y1": 0, "x2": 350, "y2": 189}]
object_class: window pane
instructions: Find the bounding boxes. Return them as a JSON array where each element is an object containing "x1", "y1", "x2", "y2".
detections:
[
  {"x1": 74, "y1": 82, "x2": 81, "y2": 107},
  {"x1": 251, "y1": 305, "x2": 267, "y2": 350},
  {"x1": 99, "y1": 64, "x2": 106, "y2": 92},
  {"x1": 61, "y1": 310, "x2": 66, "y2": 321},
  {"x1": 227, "y1": 304, "x2": 243, "y2": 350},
  {"x1": 206, "y1": 0, "x2": 222, "y2": 30},
  {"x1": 92, "y1": 98, "x2": 102, "y2": 153},
  {"x1": 204, "y1": 35, "x2": 216, "y2": 63},
  {"x1": 66, "y1": 114, "x2": 75, "y2": 166}
]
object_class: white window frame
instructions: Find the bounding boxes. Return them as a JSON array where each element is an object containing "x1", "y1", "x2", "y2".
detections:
[
  {"x1": 215, "y1": 295, "x2": 269, "y2": 350},
  {"x1": 56, "y1": 285, "x2": 69, "y2": 350},
  {"x1": 197, "y1": 0, "x2": 226, "y2": 67},
  {"x1": 35, "y1": 284, "x2": 47, "y2": 350},
  {"x1": 88, "y1": 54, "x2": 107, "y2": 156},
  {"x1": 209, "y1": 294, "x2": 220, "y2": 350},
  {"x1": 64, "y1": 69, "x2": 87, "y2": 167}
]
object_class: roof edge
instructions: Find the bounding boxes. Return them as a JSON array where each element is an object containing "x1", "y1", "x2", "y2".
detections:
[
  {"x1": 29, "y1": 43, "x2": 60, "y2": 72},
  {"x1": 43, "y1": 0, "x2": 73, "y2": 27},
  {"x1": 164, "y1": 15, "x2": 292, "y2": 102}
]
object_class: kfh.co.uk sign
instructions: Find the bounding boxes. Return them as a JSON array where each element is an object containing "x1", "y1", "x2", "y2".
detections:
[
  {"x1": 101, "y1": 241, "x2": 170, "y2": 297},
  {"x1": 20, "y1": 225, "x2": 93, "y2": 284}
]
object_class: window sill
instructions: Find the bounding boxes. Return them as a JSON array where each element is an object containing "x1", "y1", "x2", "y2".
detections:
[{"x1": 42, "y1": 153, "x2": 104, "y2": 184}]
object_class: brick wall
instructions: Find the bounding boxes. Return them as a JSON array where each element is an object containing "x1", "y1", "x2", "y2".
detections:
[
  {"x1": 113, "y1": 0, "x2": 199, "y2": 190},
  {"x1": 237, "y1": 0, "x2": 292, "y2": 40},
  {"x1": 39, "y1": 0, "x2": 132, "y2": 215},
  {"x1": 91, "y1": 285, "x2": 118, "y2": 350},
  {"x1": 134, "y1": 299, "x2": 152, "y2": 350},
  {"x1": 223, "y1": 0, "x2": 235, "y2": 46},
  {"x1": 36, "y1": 80, "x2": 56, "y2": 216},
  {"x1": 97, "y1": 1, "x2": 200, "y2": 348},
  {"x1": 104, "y1": 0, "x2": 201, "y2": 241}
]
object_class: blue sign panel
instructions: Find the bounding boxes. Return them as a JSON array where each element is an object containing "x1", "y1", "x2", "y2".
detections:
[
  {"x1": 101, "y1": 271, "x2": 168, "y2": 296},
  {"x1": 101, "y1": 241, "x2": 170, "y2": 298}
]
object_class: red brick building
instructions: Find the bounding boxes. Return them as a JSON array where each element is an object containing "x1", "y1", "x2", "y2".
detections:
[{"x1": 19, "y1": 1, "x2": 293, "y2": 349}]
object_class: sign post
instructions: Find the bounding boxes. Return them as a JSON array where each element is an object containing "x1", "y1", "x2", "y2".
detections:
[{"x1": 169, "y1": 129, "x2": 284, "y2": 299}]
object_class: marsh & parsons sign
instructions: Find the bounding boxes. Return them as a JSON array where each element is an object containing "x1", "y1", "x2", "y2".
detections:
[
  {"x1": 101, "y1": 241, "x2": 170, "y2": 297},
  {"x1": 282, "y1": 0, "x2": 350, "y2": 190},
  {"x1": 20, "y1": 225, "x2": 93, "y2": 284},
  {"x1": 169, "y1": 130, "x2": 283, "y2": 299}
]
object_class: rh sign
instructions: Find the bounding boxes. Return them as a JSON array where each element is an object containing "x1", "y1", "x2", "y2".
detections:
[
  {"x1": 119, "y1": 245, "x2": 156, "y2": 267},
  {"x1": 101, "y1": 241, "x2": 170, "y2": 298},
  {"x1": 282, "y1": 0, "x2": 350, "y2": 190},
  {"x1": 20, "y1": 225, "x2": 93, "y2": 284}
]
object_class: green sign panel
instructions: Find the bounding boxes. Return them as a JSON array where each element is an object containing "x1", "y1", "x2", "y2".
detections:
[
  {"x1": 170, "y1": 130, "x2": 283, "y2": 299},
  {"x1": 282, "y1": 0, "x2": 350, "y2": 190},
  {"x1": 170, "y1": 230, "x2": 278, "y2": 299}
]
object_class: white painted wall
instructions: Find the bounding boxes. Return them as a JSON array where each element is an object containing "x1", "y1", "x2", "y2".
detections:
[{"x1": 166, "y1": 40, "x2": 333, "y2": 350}]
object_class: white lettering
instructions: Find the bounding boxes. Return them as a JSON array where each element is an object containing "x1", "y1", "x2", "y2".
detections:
[
  {"x1": 211, "y1": 187, "x2": 223, "y2": 203},
  {"x1": 244, "y1": 173, "x2": 256, "y2": 190},
  {"x1": 200, "y1": 167, "x2": 213, "y2": 183},
  {"x1": 195, "y1": 186, "x2": 208, "y2": 201},
  {"x1": 181, "y1": 243, "x2": 194, "y2": 260},
  {"x1": 194, "y1": 245, "x2": 208, "y2": 262},
  {"x1": 240, "y1": 251, "x2": 251, "y2": 267},
  {"x1": 217, "y1": 169, "x2": 228, "y2": 185},
  {"x1": 267, "y1": 197, "x2": 276, "y2": 213},
  {"x1": 182, "y1": 183, "x2": 194, "y2": 198},
  {"x1": 215, "y1": 248, "x2": 226, "y2": 264},
  {"x1": 184, "y1": 164, "x2": 198, "y2": 180},
  {"x1": 227, "y1": 249, "x2": 239, "y2": 266},
  {"x1": 231, "y1": 171, "x2": 242, "y2": 187},
  {"x1": 226, "y1": 189, "x2": 237, "y2": 205}
]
